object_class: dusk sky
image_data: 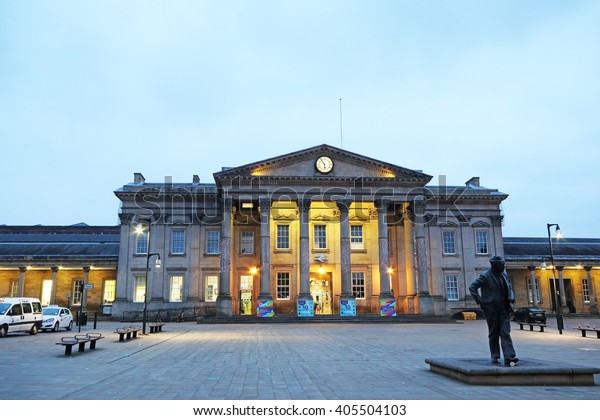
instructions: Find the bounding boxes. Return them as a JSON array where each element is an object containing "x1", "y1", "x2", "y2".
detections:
[{"x1": 1, "y1": 1, "x2": 598, "y2": 238}]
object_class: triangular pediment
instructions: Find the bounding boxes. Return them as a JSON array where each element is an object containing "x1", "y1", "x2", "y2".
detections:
[{"x1": 214, "y1": 144, "x2": 432, "y2": 183}]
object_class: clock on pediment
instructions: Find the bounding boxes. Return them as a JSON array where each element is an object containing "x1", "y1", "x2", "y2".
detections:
[{"x1": 315, "y1": 156, "x2": 334, "y2": 174}]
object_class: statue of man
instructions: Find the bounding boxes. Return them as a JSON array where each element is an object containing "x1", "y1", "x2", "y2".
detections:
[{"x1": 469, "y1": 256, "x2": 518, "y2": 366}]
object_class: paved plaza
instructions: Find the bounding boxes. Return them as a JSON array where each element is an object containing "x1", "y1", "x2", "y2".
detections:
[{"x1": 1, "y1": 316, "x2": 599, "y2": 400}]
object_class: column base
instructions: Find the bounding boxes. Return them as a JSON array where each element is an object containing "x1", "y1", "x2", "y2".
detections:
[
  {"x1": 589, "y1": 305, "x2": 598, "y2": 314},
  {"x1": 415, "y1": 294, "x2": 435, "y2": 316},
  {"x1": 340, "y1": 296, "x2": 356, "y2": 316},
  {"x1": 257, "y1": 295, "x2": 274, "y2": 317},
  {"x1": 297, "y1": 294, "x2": 314, "y2": 317},
  {"x1": 379, "y1": 295, "x2": 397, "y2": 316},
  {"x1": 216, "y1": 295, "x2": 233, "y2": 317}
]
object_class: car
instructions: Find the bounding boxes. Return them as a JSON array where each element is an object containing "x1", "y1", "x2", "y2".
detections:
[
  {"x1": 512, "y1": 307, "x2": 547, "y2": 324},
  {"x1": 41, "y1": 306, "x2": 73, "y2": 332}
]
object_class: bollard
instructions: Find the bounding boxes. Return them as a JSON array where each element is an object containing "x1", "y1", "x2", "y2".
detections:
[{"x1": 93, "y1": 312, "x2": 98, "y2": 329}]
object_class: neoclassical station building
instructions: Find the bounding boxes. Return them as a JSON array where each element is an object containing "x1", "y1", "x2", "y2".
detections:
[{"x1": 1, "y1": 144, "x2": 598, "y2": 318}]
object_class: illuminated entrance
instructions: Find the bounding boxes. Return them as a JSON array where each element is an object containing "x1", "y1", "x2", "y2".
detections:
[
  {"x1": 310, "y1": 271, "x2": 332, "y2": 315},
  {"x1": 240, "y1": 275, "x2": 253, "y2": 315}
]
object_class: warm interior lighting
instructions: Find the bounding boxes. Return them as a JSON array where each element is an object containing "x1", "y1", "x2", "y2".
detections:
[
  {"x1": 242, "y1": 202, "x2": 254, "y2": 209},
  {"x1": 540, "y1": 261, "x2": 547, "y2": 270},
  {"x1": 319, "y1": 265, "x2": 326, "y2": 274}
]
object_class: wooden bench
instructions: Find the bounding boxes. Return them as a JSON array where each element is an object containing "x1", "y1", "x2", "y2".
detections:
[
  {"x1": 56, "y1": 333, "x2": 104, "y2": 356},
  {"x1": 575, "y1": 325, "x2": 600, "y2": 339},
  {"x1": 147, "y1": 322, "x2": 165, "y2": 333},
  {"x1": 114, "y1": 326, "x2": 141, "y2": 342},
  {"x1": 517, "y1": 322, "x2": 546, "y2": 332},
  {"x1": 462, "y1": 311, "x2": 477, "y2": 321}
]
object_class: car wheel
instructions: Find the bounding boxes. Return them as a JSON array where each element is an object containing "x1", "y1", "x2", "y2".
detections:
[
  {"x1": 29, "y1": 324, "x2": 39, "y2": 335},
  {"x1": 52, "y1": 322, "x2": 59, "y2": 332},
  {"x1": 66, "y1": 321, "x2": 73, "y2": 331},
  {"x1": 0, "y1": 325, "x2": 7, "y2": 338}
]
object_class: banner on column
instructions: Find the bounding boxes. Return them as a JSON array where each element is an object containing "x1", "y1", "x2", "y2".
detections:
[
  {"x1": 340, "y1": 298, "x2": 356, "y2": 316},
  {"x1": 380, "y1": 298, "x2": 397, "y2": 316},
  {"x1": 297, "y1": 299, "x2": 314, "y2": 317},
  {"x1": 257, "y1": 299, "x2": 274, "y2": 317}
]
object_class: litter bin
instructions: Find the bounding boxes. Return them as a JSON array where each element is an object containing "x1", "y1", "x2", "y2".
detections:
[{"x1": 77, "y1": 311, "x2": 88, "y2": 326}]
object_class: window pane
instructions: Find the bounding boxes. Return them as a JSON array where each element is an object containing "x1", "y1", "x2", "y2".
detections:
[
  {"x1": 350, "y1": 225, "x2": 363, "y2": 250},
  {"x1": 351, "y1": 272, "x2": 365, "y2": 299},
  {"x1": 73, "y1": 280, "x2": 83, "y2": 305},
  {"x1": 276, "y1": 225, "x2": 290, "y2": 249},
  {"x1": 443, "y1": 231, "x2": 456, "y2": 254},
  {"x1": 170, "y1": 275, "x2": 184, "y2": 302},
  {"x1": 241, "y1": 230, "x2": 254, "y2": 254},
  {"x1": 171, "y1": 230, "x2": 185, "y2": 254},
  {"x1": 314, "y1": 225, "x2": 327, "y2": 249},
  {"x1": 206, "y1": 230, "x2": 220, "y2": 254},
  {"x1": 475, "y1": 231, "x2": 488, "y2": 254},
  {"x1": 276, "y1": 272, "x2": 290, "y2": 300},
  {"x1": 446, "y1": 274, "x2": 459, "y2": 301},
  {"x1": 136, "y1": 233, "x2": 148, "y2": 254},
  {"x1": 205, "y1": 275, "x2": 219, "y2": 302},
  {"x1": 582, "y1": 278, "x2": 590, "y2": 302}
]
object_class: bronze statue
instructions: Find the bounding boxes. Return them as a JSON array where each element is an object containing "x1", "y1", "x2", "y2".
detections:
[{"x1": 469, "y1": 256, "x2": 519, "y2": 366}]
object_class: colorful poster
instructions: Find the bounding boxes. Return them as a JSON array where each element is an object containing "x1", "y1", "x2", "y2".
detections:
[
  {"x1": 340, "y1": 298, "x2": 356, "y2": 316},
  {"x1": 257, "y1": 299, "x2": 274, "y2": 317},
  {"x1": 379, "y1": 298, "x2": 397, "y2": 316},
  {"x1": 297, "y1": 299, "x2": 314, "y2": 317}
]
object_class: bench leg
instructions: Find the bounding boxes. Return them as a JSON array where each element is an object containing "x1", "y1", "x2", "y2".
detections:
[
  {"x1": 529, "y1": 325, "x2": 534, "y2": 331},
  {"x1": 596, "y1": 331, "x2": 600, "y2": 339},
  {"x1": 78, "y1": 342, "x2": 86, "y2": 352},
  {"x1": 519, "y1": 324, "x2": 524, "y2": 330},
  {"x1": 119, "y1": 334, "x2": 125, "y2": 342},
  {"x1": 90, "y1": 340, "x2": 97, "y2": 350},
  {"x1": 582, "y1": 330, "x2": 587, "y2": 337},
  {"x1": 126, "y1": 332, "x2": 132, "y2": 339},
  {"x1": 65, "y1": 345, "x2": 73, "y2": 356},
  {"x1": 132, "y1": 331, "x2": 138, "y2": 338},
  {"x1": 540, "y1": 326, "x2": 544, "y2": 332}
]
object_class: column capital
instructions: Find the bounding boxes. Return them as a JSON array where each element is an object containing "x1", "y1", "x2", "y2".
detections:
[
  {"x1": 556, "y1": 265, "x2": 564, "y2": 271},
  {"x1": 335, "y1": 198, "x2": 353, "y2": 211},
  {"x1": 374, "y1": 198, "x2": 391, "y2": 210},
  {"x1": 297, "y1": 198, "x2": 311, "y2": 212},
  {"x1": 51, "y1": 266, "x2": 59, "y2": 273},
  {"x1": 83, "y1": 266, "x2": 91, "y2": 273},
  {"x1": 19, "y1": 266, "x2": 27, "y2": 273},
  {"x1": 584, "y1": 266, "x2": 593, "y2": 272},
  {"x1": 527, "y1": 265, "x2": 536, "y2": 271}
]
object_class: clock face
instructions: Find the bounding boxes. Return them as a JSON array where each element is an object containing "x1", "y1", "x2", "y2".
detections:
[{"x1": 315, "y1": 156, "x2": 334, "y2": 173}]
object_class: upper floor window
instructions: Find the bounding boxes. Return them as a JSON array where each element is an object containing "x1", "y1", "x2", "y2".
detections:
[
  {"x1": 136, "y1": 232, "x2": 148, "y2": 254},
  {"x1": 475, "y1": 231, "x2": 489, "y2": 255},
  {"x1": 442, "y1": 230, "x2": 456, "y2": 255},
  {"x1": 350, "y1": 225, "x2": 364, "y2": 250},
  {"x1": 171, "y1": 230, "x2": 185, "y2": 255},
  {"x1": 313, "y1": 225, "x2": 327, "y2": 249},
  {"x1": 276, "y1": 225, "x2": 290, "y2": 249},
  {"x1": 206, "y1": 230, "x2": 220, "y2": 254},
  {"x1": 241, "y1": 230, "x2": 254, "y2": 254},
  {"x1": 445, "y1": 274, "x2": 459, "y2": 301}
]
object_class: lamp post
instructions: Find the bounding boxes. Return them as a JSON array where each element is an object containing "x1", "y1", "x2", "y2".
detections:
[
  {"x1": 546, "y1": 223, "x2": 564, "y2": 334},
  {"x1": 135, "y1": 222, "x2": 161, "y2": 335}
]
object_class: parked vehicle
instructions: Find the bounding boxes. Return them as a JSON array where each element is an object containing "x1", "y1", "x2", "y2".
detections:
[
  {"x1": 0, "y1": 297, "x2": 43, "y2": 337},
  {"x1": 42, "y1": 306, "x2": 74, "y2": 332},
  {"x1": 512, "y1": 307, "x2": 547, "y2": 324}
]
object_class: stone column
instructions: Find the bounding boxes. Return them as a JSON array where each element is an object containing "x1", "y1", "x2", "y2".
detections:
[
  {"x1": 81, "y1": 266, "x2": 90, "y2": 313},
  {"x1": 376, "y1": 199, "x2": 396, "y2": 316},
  {"x1": 413, "y1": 198, "x2": 434, "y2": 315},
  {"x1": 257, "y1": 198, "x2": 274, "y2": 317},
  {"x1": 51, "y1": 266, "x2": 59, "y2": 305},
  {"x1": 584, "y1": 266, "x2": 598, "y2": 314},
  {"x1": 216, "y1": 197, "x2": 233, "y2": 316},
  {"x1": 556, "y1": 266, "x2": 568, "y2": 314},
  {"x1": 403, "y1": 205, "x2": 417, "y2": 313},
  {"x1": 297, "y1": 198, "x2": 313, "y2": 316},
  {"x1": 527, "y1": 266, "x2": 538, "y2": 307},
  {"x1": 337, "y1": 199, "x2": 355, "y2": 316},
  {"x1": 18, "y1": 267, "x2": 26, "y2": 296}
]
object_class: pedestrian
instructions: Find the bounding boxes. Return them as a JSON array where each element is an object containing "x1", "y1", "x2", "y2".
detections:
[{"x1": 469, "y1": 256, "x2": 519, "y2": 366}]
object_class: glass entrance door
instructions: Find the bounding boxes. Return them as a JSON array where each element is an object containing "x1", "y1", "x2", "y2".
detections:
[
  {"x1": 240, "y1": 275, "x2": 253, "y2": 315},
  {"x1": 310, "y1": 273, "x2": 332, "y2": 315}
]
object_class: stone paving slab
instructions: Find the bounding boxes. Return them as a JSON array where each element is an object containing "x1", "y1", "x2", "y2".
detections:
[{"x1": 0, "y1": 316, "x2": 598, "y2": 400}]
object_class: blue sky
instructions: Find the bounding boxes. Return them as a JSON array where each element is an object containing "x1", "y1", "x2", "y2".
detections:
[{"x1": 1, "y1": 0, "x2": 599, "y2": 238}]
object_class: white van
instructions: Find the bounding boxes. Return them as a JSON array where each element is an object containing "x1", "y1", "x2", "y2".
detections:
[{"x1": 0, "y1": 297, "x2": 43, "y2": 337}]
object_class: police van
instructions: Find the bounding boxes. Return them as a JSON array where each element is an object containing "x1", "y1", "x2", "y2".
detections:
[{"x1": 0, "y1": 297, "x2": 43, "y2": 337}]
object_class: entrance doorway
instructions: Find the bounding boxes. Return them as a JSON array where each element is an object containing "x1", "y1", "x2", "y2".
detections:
[
  {"x1": 310, "y1": 272, "x2": 332, "y2": 315},
  {"x1": 240, "y1": 275, "x2": 253, "y2": 315}
]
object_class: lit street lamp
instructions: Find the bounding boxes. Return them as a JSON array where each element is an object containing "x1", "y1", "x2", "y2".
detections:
[
  {"x1": 545, "y1": 223, "x2": 564, "y2": 334},
  {"x1": 135, "y1": 222, "x2": 161, "y2": 335}
]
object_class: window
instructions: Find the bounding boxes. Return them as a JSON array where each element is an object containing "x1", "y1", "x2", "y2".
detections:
[
  {"x1": 205, "y1": 275, "x2": 219, "y2": 302},
  {"x1": 276, "y1": 272, "x2": 290, "y2": 300},
  {"x1": 136, "y1": 232, "x2": 148, "y2": 254},
  {"x1": 350, "y1": 225, "x2": 364, "y2": 250},
  {"x1": 475, "y1": 231, "x2": 489, "y2": 255},
  {"x1": 206, "y1": 230, "x2": 220, "y2": 254},
  {"x1": 351, "y1": 272, "x2": 365, "y2": 299},
  {"x1": 169, "y1": 275, "x2": 184, "y2": 302},
  {"x1": 133, "y1": 276, "x2": 146, "y2": 302},
  {"x1": 241, "y1": 230, "x2": 254, "y2": 254},
  {"x1": 313, "y1": 225, "x2": 327, "y2": 249},
  {"x1": 445, "y1": 274, "x2": 459, "y2": 301},
  {"x1": 442, "y1": 230, "x2": 456, "y2": 255},
  {"x1": 41, "y1": 279, "x2": 53, "y2": 306},
  {"x1": 582, "y1": 278, "x2": 591, "y2": 303},
  {"x1": 527, "y1": 277, "x2": 542, "y2": 304},
  {"x1": 276, "y1": 225, "x2": 290, "y2": 249},
  {"x1": 73, "y1": 280, "x2": 83, "y2": 305},
  {"x1": 103, "y1": 280, "x2": 116, "y2": 305},
  {"x1": 171, "y1": 230, "x2": 185, "y2": 255}
]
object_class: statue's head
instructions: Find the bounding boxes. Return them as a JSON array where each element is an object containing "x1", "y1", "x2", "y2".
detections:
[{"x1": 490, "y1": 256, "x2": 505, "y2": 273}]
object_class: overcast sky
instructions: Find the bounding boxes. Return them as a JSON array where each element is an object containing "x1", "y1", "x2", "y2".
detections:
[{"x1": 1, "y1": 0, "x2": 598, "y2": 238}]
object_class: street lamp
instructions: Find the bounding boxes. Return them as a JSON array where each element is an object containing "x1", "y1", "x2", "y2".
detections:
[
  {"x1": 135, "y1": 222, "x2": 161, "y2": 335},
  {"x1": 546, "y1": 223, "x2": 564, "y2": 334}
]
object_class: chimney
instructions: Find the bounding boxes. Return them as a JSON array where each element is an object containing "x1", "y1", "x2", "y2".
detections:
[
  {"x1": 193, "y1": 175, "x2": 200, "y2": 184},
  {"x1": 466, "y1": 177, "x2": 480, "y2": 187},
  {"x1": 134, "y1": 173, "x2": 145, "y2": 184}
]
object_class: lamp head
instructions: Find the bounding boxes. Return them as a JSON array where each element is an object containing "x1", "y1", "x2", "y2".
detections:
[{"x1": 154, "y1": 256, "x2": 161, "y2": 268}]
